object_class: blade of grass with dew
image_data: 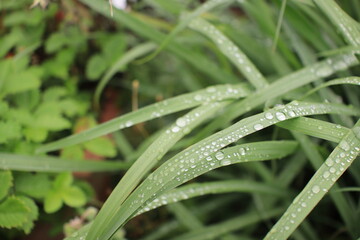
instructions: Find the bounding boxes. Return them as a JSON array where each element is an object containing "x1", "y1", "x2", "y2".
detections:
[
  {"x1": 136, "y1": 178, "x2": 289, "y2": 216},
  {"x1": 88, "y1": 101, "x2": 234, "y2": 238},
  {"x1": 313, "y1": 0, "x2": 360, "y2": 47},
  {"x1": 303, "y1": 76, "x2": 360, "y2": 98},
  {"x1": 172, "y1": 208, "x2": 284, "y2": 240},
  {"x1": 189, "y1": 17, "x2": 268, "y2": 89},
  {"x1": 277, "y1": 117, "x2": 350, "y2": 143},
  {"x1": 291, "y1": 131, "x2": 359, "y2": 237},
  {"x1": 196, "y1": 53, "x2": 359, "y2": 138},
  {"x1": 79, "y1": 0, "x2": 239, "y2": 84},
  {"x1": 140, "y1": 0, "x2": 235, "y2": 63},
  {"x1": 94, "y1": 42, "x2": 157, "y2": 106},
  {"x1": 265, "y1": 120, "x2": 360, "y2": 240},
  {"x1": 37, "y1": 83, "x2": 250, "y2": 153},
  {"x1": 83, "y1": 101, "x2": 360, "y2": 240},
  {"x1": 167, "y1": 202, "x2": 203, "y2": 230},
  {"x1": 0, "y1": 153, "x2": 129, "y2": 172}
]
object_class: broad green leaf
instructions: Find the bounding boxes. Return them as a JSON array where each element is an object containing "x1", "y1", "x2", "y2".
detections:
[
  {"x1": 2, "y1": 70, "x2": 41, "y2": 95},
  {"x1": 44, "y1": 190, "x2": 62, "y2": 213},
  {"x1": 23, "y1": 127, "x2": 48, "y2": 143},
  {"x1": 0, "y1": 121, "x2": 22, "y2": 143},
  {"x1": 83, "y1": 137, "x2": 117, "y2": 157},
  {"x1": 86, "y1": 55, "x2": 108, "y2": 80},
  {"x1": 53, "y1": 172, "x2": 73, "y2": 189},
  {"x1": 264, "y1": 120, "x2": 360, "y2": 240},
  {"x1": 14, "y1": 172, "x2": 51, "y2": 199},
  {"x1": 0, "y1": 59, "x2": 12, "y2": 93},
  {"x1": 61, "y1": 145, "x2": 85, "y2": 161},
  {"x1": 62, "y1": 186, "x2": 87, "y2": 207},
  {"x1": 0, "y1": 171, "x2": 12, "y2": 201},
  {"x1": 16, "y1": 196, "x2": 38, "y2": 234},
  {"x1": 0, "y1": 197, "x2": 29, "y2": 228},
  {"x1": 45, "y1": 32, "x2": 67, "y2": 53},
  {"x1": 34, "y1": 114, "x2": 71, "y2": 131},
  {"x1": 37, "y1": 84, "x2": 250, "y2": 153},
  {"x1": 0, "y1": 153, "x2": 129, "y2": 172}
]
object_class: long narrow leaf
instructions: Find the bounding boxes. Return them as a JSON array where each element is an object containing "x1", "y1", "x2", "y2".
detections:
[{"x1": 37, "y1": 84, "x2": 250, "y2": 153}]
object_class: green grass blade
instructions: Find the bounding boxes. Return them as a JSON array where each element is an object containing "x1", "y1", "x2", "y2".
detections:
[
  {"x1": 277, "y1": 117, "x2": 349, "y2": 143},
  {"x1": 85, "y1": 101, "x2": 359, "y2": 240},
  {"x1": 94, "y1": 42, "x2": 157, "y2": 107},
  {"x1": 265, "y1": 120, "x2": 360, "y2": 240},
  {"x1": 88, "y1": 101, "x2": 232, "y2": 238},
  {"x1": 172, "y1": 208, "x2": 284, "y2": 240},
  {"x1": 37, "y1": 84, "x2": 250, "y2": 153},
  {"x1": 193, "y1": 53, "x2": 359, "y2": 139},
  {"x1": 141, "y1": 0, "x2": 235, "y2": 63},
  {"x1": 0, "y1": 153, "x2": 129, "y2": 172},
  {"x1": 137, "y1": 179, "x2": 289, "y2": 216},
  {"x1": 189, "y1": 17, "x2": 268, "y2": 89},
  {"x1": 79, "y1": 0, "x2": 239, "y2": 84},
  {"x1": 167, "y1": 203, "x2": 203, "y2": 230},
  {"x1": 303, "y1": 76, "x2": 360, "y2": 98},
  {"x1": 313, "y1": 0, "x2": 360, "y2": 46}
]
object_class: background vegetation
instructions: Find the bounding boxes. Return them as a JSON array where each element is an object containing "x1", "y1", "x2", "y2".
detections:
[{"x1": 0, "y1": 0, "x2": 359, "y2": 239}]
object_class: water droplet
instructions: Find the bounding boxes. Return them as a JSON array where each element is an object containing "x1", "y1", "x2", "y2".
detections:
[
  {"x1": 172, "y1": 126, "x2": 180, "y2": 133},
  {"x1": 330, "y1": 167, "x2": 336, "y2": 173},
  {"x1": 125, "y1": 121, "x2": 133, "y2": 127},
  {"x1": 288, "y1": 110, "x2": 296, "y2": 117},
  {"x1": 254, "y1": 123, "x2": 264, "y2": 130},
  {"x1": 220, "y1": 159, "x2": 231, "y2": 166},
  {"x1": 315, "y1": 64, "x2": 333, "y2": 77},
  {"x1": 239, "y1": 147, "x2": 246, "y2": 156},
  {"x1": 176, "y1": 118, "x2": 187, "y2": 127},
  {"x1": 194, "y1": 95, "x2": 202, "y2": 101},
  {"x1": 312, "y1": 185, "x2": 320, "y2": 194},
  {"x1": 206, "y1": 156, "x2": 212, "y2": 161},
  {"x1": 275, "y1": 112, "x2": 286, "y2": 121},
  {"x1": 339, "y1": 141, "x2": 350, "y2": 151},
  {"x1": 215, "y1": 152, "x2": 225, "y2": 160},
  {"x1": 326, "y1": 159, "x2": 334, "y2": 166},
  {"x1": 301, "y1": 202, "x2": 307, "y2": 208},
  {"x1": 323, "y1": 171, "x2": 330, "y2": 179},
  {"x1": 265, "y1": 112, "x2": 273, "y2": 120},
  {"x1": 206, "y1": 86, "x2": 216, "y2": 92}
]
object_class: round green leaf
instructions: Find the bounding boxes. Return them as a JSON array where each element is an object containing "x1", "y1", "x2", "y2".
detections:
[{"x1": 62, "y1": 186, "x2": 87, "y2": 207}]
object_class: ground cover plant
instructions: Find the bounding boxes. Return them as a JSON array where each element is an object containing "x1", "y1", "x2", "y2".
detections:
[{"x1": 1, "y1": 0, "x2": 360, "y2": 239}]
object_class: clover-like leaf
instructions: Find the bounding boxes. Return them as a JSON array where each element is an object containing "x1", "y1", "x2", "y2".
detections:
[
  {"x1": 0, "y1": 171, "x2": 12, "y2": 201},
  {"x1": 0, "y1": 197, "x2": 29, "y2": 228}
]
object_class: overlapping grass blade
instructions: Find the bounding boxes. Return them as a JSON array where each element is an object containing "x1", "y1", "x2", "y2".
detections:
[
  {"x1": 172, "y1": 208, "x2": 284, "y2": 240},
  {"x1": 136, "y1": 178, "x2": 290, "y2": 215},
  {"x1": 277, "y1": 117, "x2": 349, "y2": 143},
  {"x1": 141, "y1": 0, "x2": 235, "y2": 63},
  {"x1": 303, "y1": 76, "x2": 360, "y2": 98},
  {"x1": 0, "y1": 153, "x2": 129, "y2": 172},
  {"x1": 264, "y1": 120, "x2": 360, "y2": 240},
  {"x1": 83, "y1": 101, "x2": 360, "y2": 240},
  {"x1": 192, "y1": 53, "x2": 359, "y2": 140},
  {"x1": 79, "y1": 0, "x2": 239, "y2": 84},
  {"x1": 189, "y1": 17, "x2": 268, "y2": 89},
  {"x1": 94, "y1": 42, "x2": 156, "y2": 106},
  {"x1": 37, "y1": 84, "x2": 250, "y2": 153},
  {"x1": 88, "y1": 101, "x2": 233, "y2": 238},
  {"x1": 313, "y1": 0, "x2": 360, "y2": 46}
]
